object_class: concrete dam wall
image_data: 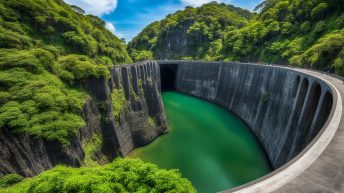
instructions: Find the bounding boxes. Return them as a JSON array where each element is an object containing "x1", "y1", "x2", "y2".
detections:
[
  {"x1": 0, "y1": 61, "x2": 167, "y2": 177},
  {"x1": 159, "y1": 60, "x2": 334, "y2": 169}
]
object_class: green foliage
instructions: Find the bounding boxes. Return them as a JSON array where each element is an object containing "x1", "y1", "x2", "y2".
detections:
[
  {"x1": 130, "y1": 50, "x2": 154, "y2": 62},
  {"x1": 0, "y1": 0, "x2": 132, "y2": 64},
  {"x1": 128, "y1": 2, "x2": 254, "y2": 61},
  {"x1": 0, "y1": 49, "x2": 54, "y2": 73},
  {"x1": 311, "y1": 3, "x2": 328, "y2": 19},
  {"x1": 290, "y1": 29, "x2": 344, "y2": 69},
  {"x1": 111, "y1": 88, "x2": 126, "y2": 122},
  {"x1": 0, "y1": 174, "x2": 23, "y2": 188},
  {"x1": 53, "y1": 55, "x2": 110, "y2": 83},
  {"x1": 1, "y1": 158, "x2": 196, "y2": 193},
  {"x1": 0, "y1": 49, "x2": 87, "y2": 144},
  {"x1": 130, "y1": 0, "x2": 344, "y2": 74},
  {"x1": 0, "y1": 0, "x2": 132, "y2": 144},
  {"x1": 83, "y1": 134, "x2": 104, "y2": 167}
]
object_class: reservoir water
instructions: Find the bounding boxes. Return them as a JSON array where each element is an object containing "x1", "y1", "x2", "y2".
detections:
[{"x1": 131, "y1": 92, "x2": 272, "y2": 193}]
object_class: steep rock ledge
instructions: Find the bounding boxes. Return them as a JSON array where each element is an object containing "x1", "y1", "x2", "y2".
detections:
[{"x1": 0, "y1": 61, "x2": 167, "y2": 177}]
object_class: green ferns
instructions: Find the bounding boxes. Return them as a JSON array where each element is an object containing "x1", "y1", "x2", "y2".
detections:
[
  {"x1": 0, "y1": 158, "x2": 195, "y2": 193},
  {"x1": 111, "y1": 88, "x2": 127, "y2": 122}
]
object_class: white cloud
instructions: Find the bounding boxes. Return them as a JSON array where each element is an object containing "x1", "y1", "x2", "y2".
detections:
[
  {"x1": 181, "y1": 0, "x2": 232, "y2": 7},
  {"x1": 105, "y1": 22, "x2": 123, "y2": 38},
  {"x1": 64, "y1": 0, "x2": 117, "y2": 16},
  {"x1": 105, "y1": 22, "x2": 116, "y2": 33}
]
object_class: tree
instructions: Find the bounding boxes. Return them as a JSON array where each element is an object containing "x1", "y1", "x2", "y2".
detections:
[
  {"x1": 311, "y1": 3, "x2": 328, "y2": 20},
  {"x1": 70, "y1": 5, "x2": 85, "y2": 15}
]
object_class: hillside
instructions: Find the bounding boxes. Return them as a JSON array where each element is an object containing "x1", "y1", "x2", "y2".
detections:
[
  {"x1": 129, "y1": 0, "x2": 344, "y2": 75},
  {"x1": 0, "y1": 0, "x2": 131, "y2": 144},
  {"x1": 128, "y1": 2, "x2": 254, "y2": 61}
]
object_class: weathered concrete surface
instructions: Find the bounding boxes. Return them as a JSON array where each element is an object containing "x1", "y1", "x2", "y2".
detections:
[
  {"x1": 0, "y1": 61, "x2": 167, "y2": 177},
  {"x1": 160, "y1": 61, "x2": 332, "y2": 168},
  {"x1": 158, "y1": 60, "x2": 340, "y2": 193},
  {"x1": 228, "y1": 68, "x2": 343, "y2": 193}
]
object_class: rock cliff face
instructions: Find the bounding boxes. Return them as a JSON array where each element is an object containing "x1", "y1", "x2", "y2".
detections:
[
  {"x1": 159, "y1": 61, "x2": 333, "y2": 168},
  {"x1": 0, "y1": 61, "x2": 167, "y2": 177},
  {"x1": 155, "y1": 20, "x2": 195, "y2": 59}
]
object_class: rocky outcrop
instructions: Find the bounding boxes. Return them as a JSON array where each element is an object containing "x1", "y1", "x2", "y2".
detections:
[
  {"x1": 159, "y1": 60, "x2": 333, "y2": 169},
  {"x1": 155, "y1": 19, "x2": 195, "y2": 59},
  {"x1": 0, "y1": 61, "x2": 167, "y2": 177},
  {"x1": 0, "y1": 100, "x2": 101, "y2": 177},
  {"x1": 108, "y1": 61, "x2": 168, "y2": 156}
]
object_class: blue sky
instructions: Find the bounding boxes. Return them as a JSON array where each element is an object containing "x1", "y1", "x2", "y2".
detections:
[{"x1": 65, "y1": 0, "x2": 263, "y2": 42}]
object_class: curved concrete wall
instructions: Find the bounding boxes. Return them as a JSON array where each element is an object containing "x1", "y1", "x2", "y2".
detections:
[{"x1": 158, "y1": 61, "x2": 333, "y2": 169}]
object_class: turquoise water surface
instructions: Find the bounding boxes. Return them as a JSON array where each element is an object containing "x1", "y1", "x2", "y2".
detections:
[{"x1": 132, "y1": 92, "x2": 271, "y2": 193}]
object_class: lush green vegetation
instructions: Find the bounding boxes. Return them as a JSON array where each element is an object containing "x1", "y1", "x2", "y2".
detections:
[
  {"x1": 128, "y1": 2, "x2": 253, "y2": 60},
  {"x1": 129, "y1": 0, "x2": 344, "y2": 75},
  {"x1": 111, "y1": 88, "x2": 127, "y2": 122},
  {"x1": 0, "y1": 158, "x2": 195, "y2": 193},
  {"x1": 0, "y1": 0, "x2": 131, "y2": 144},
  {"x1": 0, "y1": 174, "x2": 23, "y2": 189},
  {"x1": 83, "y1": 134, "x2": 105, "y2": 167}
]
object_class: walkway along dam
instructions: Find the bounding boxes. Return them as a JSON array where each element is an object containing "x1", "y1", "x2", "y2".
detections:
[{"x1": 0, "y1": 60, "x2": 343, "y2": 192}]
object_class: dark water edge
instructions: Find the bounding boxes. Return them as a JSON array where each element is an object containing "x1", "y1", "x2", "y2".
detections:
[{"x1": 131, "y1": 91, "x2": 272, "y2": 193}]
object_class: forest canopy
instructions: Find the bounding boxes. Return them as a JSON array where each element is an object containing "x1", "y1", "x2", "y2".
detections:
[
  {"x1": 129, "y1": 0, "x2": 344, "y2": 75},
  {"x1": 0, "y1": 0, "x2": 132, "y2": 144}
]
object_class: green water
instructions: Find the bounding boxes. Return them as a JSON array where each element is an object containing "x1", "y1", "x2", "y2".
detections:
[{"x1": 131, "y1": 92, "x2": 272, "y2": 193}]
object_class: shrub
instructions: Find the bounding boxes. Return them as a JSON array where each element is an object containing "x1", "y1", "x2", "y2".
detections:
[
  {"x1": 83, "y1": 134, "x2": 104, "y2": 167},
  {"x1": 0, "y1": 49, "x2": 54, "y2": 73},
  {"x1": 53, "y1": 54, "x2": 110, "y2": 83},
  {"x1": 1, "y1": 158, "x2": 196, "y2": 193},
  {"x1": 130, "y1": 50, "x2": 154, "y2": 62},
  {"x1": 0, "y1": 174, "x2": 23, "y2": 188},
  {"x1": 111, "y1": 88, "x2": 126, "y2": 122}
]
